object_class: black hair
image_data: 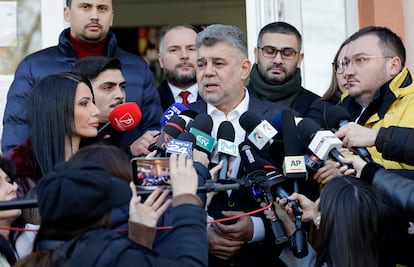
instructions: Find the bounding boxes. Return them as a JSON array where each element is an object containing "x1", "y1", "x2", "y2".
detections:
[
  {"x1": 257, "y1": 21, "x2": 302, "y2": 50},
  {"x1": 316, "y1": 176, "x2": 382, "y2": 267},
  {"x1": 72, "y1": 56, "x2": 122, "y2": 81},
  {"x1": 70, "y1": 144, "x2": 132, "y2": 182},
  {"x1": 348, "y1": 25, "x2": 406, "y2": 66},
  {"x1": 29, "y1": 72, "x2": 94, "y2": 175},
  {"x1": 0, "y1": 156, "x2": 16, "y2": 181},
  {"x1": 158, "y1": 24, "x2": 199, "y2": 52}
]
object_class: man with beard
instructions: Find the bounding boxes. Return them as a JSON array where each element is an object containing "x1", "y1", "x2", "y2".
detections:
[
  {"x1": 157, "y1": 24, "x2": 201, "y2": 111},
  {"x1": 247, "y1": 22, "x2": 319, "y2": 116}
]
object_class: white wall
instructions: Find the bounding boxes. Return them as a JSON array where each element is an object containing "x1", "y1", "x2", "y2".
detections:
[{"x1": 245, "y1": 0, "x2": 358, "y2": 96}]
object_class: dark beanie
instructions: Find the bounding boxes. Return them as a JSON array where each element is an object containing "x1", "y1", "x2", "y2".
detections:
[{"x1": 36, "y1": 161, "x2": 131, "y2": 229}]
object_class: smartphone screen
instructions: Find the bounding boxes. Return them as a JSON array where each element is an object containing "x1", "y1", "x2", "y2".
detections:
[{"x1": 131, "y1": 157, "x2": 170, "y2": 188}]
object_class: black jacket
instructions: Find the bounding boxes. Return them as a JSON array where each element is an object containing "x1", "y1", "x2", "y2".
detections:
[
  {"x1": 157, "y1": 80, "x2": 202, "y2": 111},
  {"x1": 376, "y1": 126, "x2": 414, "y2": 166},
  {"x1": 50, "y1": 203, "x2": 207, "y2": 267},
  {"x1": 361, "y1": 163, "x2": 414, "y2": 220}
]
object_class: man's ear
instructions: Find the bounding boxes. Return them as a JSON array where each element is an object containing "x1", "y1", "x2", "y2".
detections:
[
  {"x1": 254, "y1": 47, "x2": 259, "y2": 64},
  {"x1": 64, "y1": 6, "x2": 70, "y2": 22},
  {"x1": 388, "y1": 56, "x2": 402, "y2": 77},
  {"x1": 241, "y1": 59, "x2": 252, "y2": 80}
]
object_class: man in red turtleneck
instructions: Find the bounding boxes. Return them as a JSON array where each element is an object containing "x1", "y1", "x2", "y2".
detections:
[{"x1": 2, "y1": 0, "x2": 163, "y2": 156}]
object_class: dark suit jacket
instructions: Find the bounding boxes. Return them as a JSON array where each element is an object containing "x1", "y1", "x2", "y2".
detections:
[
  {"x1": 157, "y1": 81, "x2": 201, "y2": 111},
  {"x1": 187, "y1": 95, "x2": 287, "y2": 122},
  {"x1": 188, "y1": 95, "x2": 288, "y2": 267},
  {"x1": 247, "y1": 85, "x2": 320, "y2": 117}
]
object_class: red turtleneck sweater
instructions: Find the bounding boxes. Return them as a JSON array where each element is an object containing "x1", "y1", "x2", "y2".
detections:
[{"x1": 70, "y1": 34, "x2": 107, "y2": 58}]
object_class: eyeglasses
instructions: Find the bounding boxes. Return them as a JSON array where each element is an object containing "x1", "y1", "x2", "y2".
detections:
[
  {"x1": 258, "y1": 46, "x2": 298, "y2": 60},
  {"x1": 333, "y1": 55, "x2": 393, "y2": 74}
]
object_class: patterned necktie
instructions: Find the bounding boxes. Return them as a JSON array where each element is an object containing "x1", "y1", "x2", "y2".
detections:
[{"x1": 179, "y1": 91, "x2": 191, "y2": 105}]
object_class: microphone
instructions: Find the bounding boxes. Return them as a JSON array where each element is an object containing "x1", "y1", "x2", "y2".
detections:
[
  {"x1": 239, "y1": 142, "x2": 286, "y2": 187},
  {"x1": 97, "y1": 102, "x2": 142, "y2": 138},
  {"x1": 325, "y1": 105, "x2": 373, "y2": 162},
  {"x1": 280, "y1": 109, "x2": 307, "y2": 180},
  {"x1": 274, "y1": 187, "x2": 308, "y2": 258},
  {"x1": 159, "y1": 103, "x2": 188, "y2": 125},
  {"x1": 297, "y1": 118, "x2": 350, "y2": 167},
  {"x1": 216, "y1": 121, "x2": 238, "y2": 180},
  {"x1": 271, "y1": 111, "x2": 303, "y2": 135},
  {"x1": 166, "y1": 132, "x2": 195, "y2": 158},
  {"x1": 179, "y1": 109, "x2": 198, "y2": 130},
  {"x1": 189, "y1": 113, "x2": 215, "y2": 157},
  {"x1": 239, "y1": 111, "x2": 278, "y2": 149},
  {"x1": 150, "y1": 115, "x2": 186, "y2": 157},
  {"x1": 238, "y1": 142, "x2": 288, "y2": 244}
]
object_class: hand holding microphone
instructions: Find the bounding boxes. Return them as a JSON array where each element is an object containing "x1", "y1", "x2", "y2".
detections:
[{"x1": 325, "y1": 105, "x2": 373, "y2": 162}]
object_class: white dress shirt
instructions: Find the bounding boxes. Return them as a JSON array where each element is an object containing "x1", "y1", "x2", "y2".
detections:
[
  {"x1": 169, "y1": 83, "x2": 198, "y2": 104},
  {"x1": 206, "y1": 89, "x2": 265, "y2": 242}
]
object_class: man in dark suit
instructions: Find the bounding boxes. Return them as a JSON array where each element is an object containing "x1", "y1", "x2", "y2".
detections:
[
  {"x1": 157, "y1": 24, "x2": 201, "y2": 111},
  {"x1": 247, "y1": 22, "x2": 320, "y2": 116},
  {"x1": 188, "y1": 24, "x2": 288, "y2": 267}
]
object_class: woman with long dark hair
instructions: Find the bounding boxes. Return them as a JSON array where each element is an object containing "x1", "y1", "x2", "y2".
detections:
[
  {"x1": 8, "y1": 72, "x2": 100, "y2": 199},
  {"x1": 278, "y1": 176, "x2": 383, "y2": 267}
]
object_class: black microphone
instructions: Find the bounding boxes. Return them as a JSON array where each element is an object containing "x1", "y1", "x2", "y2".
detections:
[
  {"x1": 150, "y1": 115, "x2": 186, "y2": 157},
  {"x1": 325, "y1": 105, "x2": 373, "y2": 162},
  {"x1": 179, "y1": 109, "x2": 199, "y2": 130},
  {"x1": 188, "y1": 113, "x2": 215, "y2": 157},
  {"x1": 239, "y1": 111, "x2": 278, "y2": 149},
  {"x1": 280, "y1": 109, "x2": 307, "y2": 180},
  {"x1": 216, "y1": 121, "x2": 237, "y2": 180},
  {"x1": 238, "y1": 142, "x2": 288, "y2": 244},
  {"x1": 272, "y1": 113, "x2": 324, "y2": 173}
]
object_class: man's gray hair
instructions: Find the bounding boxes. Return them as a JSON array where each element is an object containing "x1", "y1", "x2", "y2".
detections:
[{"x1": 196, "y1": 24, "x2": 248, "y2": 58}]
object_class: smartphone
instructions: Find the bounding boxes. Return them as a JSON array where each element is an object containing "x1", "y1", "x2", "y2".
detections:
[{"x1": 131, "y1": 157, "x2": 170, "y2": 188}]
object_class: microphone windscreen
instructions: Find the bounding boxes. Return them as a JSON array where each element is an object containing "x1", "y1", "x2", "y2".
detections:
[
  {"x1": 296, "y1": 118, "x2": 322, "y2": 146},
  {"x1": 239, "y1": 111, "x2": 262, "y2": 133},
  {"x1": 108, "y1": 102, "x2": 142, "y2": 132},
  {"x1": 271, "y1": 111, "x2": 283, "y2": 134},
  {"x1": 160, "y1": 103, "x2": 188, "y2": 125},
  {"x1": 217, "y1": 121, "x2": 235, "y2": 142},
  {"x1": 281, "y1": 109, "x2": 303, "y2": 155},
  {"x1": 163, "y1": 115, "x2": 186, "y2": 138},
  {"x1": 191, "y1": 113, "x2": 213, "y2": 134},
  {"x1": 325, "y1": 105, "x2": 352, "y2": 129},
  {"x1": 179, "y1": 109, "x2": 198, "y2": 120},
  {"x1": 176, "y1": 132, "x2": 196, "y2": 146}
]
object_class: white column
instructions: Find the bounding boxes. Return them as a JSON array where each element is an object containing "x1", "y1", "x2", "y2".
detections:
[
  {"x1": 402, "y1": 0, "x2": 414, "y2": 70},
  {"x1": 41, "y1": 0, "x2": 67, "y2": 48},
  {"x1": 245, "y1": 0, "x2": 283, "y2": 63}
]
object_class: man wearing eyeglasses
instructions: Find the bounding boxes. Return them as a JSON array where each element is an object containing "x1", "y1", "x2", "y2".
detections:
[
  {"x1": 247, "y1": 22, "x2": 320, "y2": 116},
  {"x1": 335, "y1": 25, "x2": 414, "y2": 267},
  {"x1": 334, "y1": 26, "x2": 414, "y2": 170}
]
